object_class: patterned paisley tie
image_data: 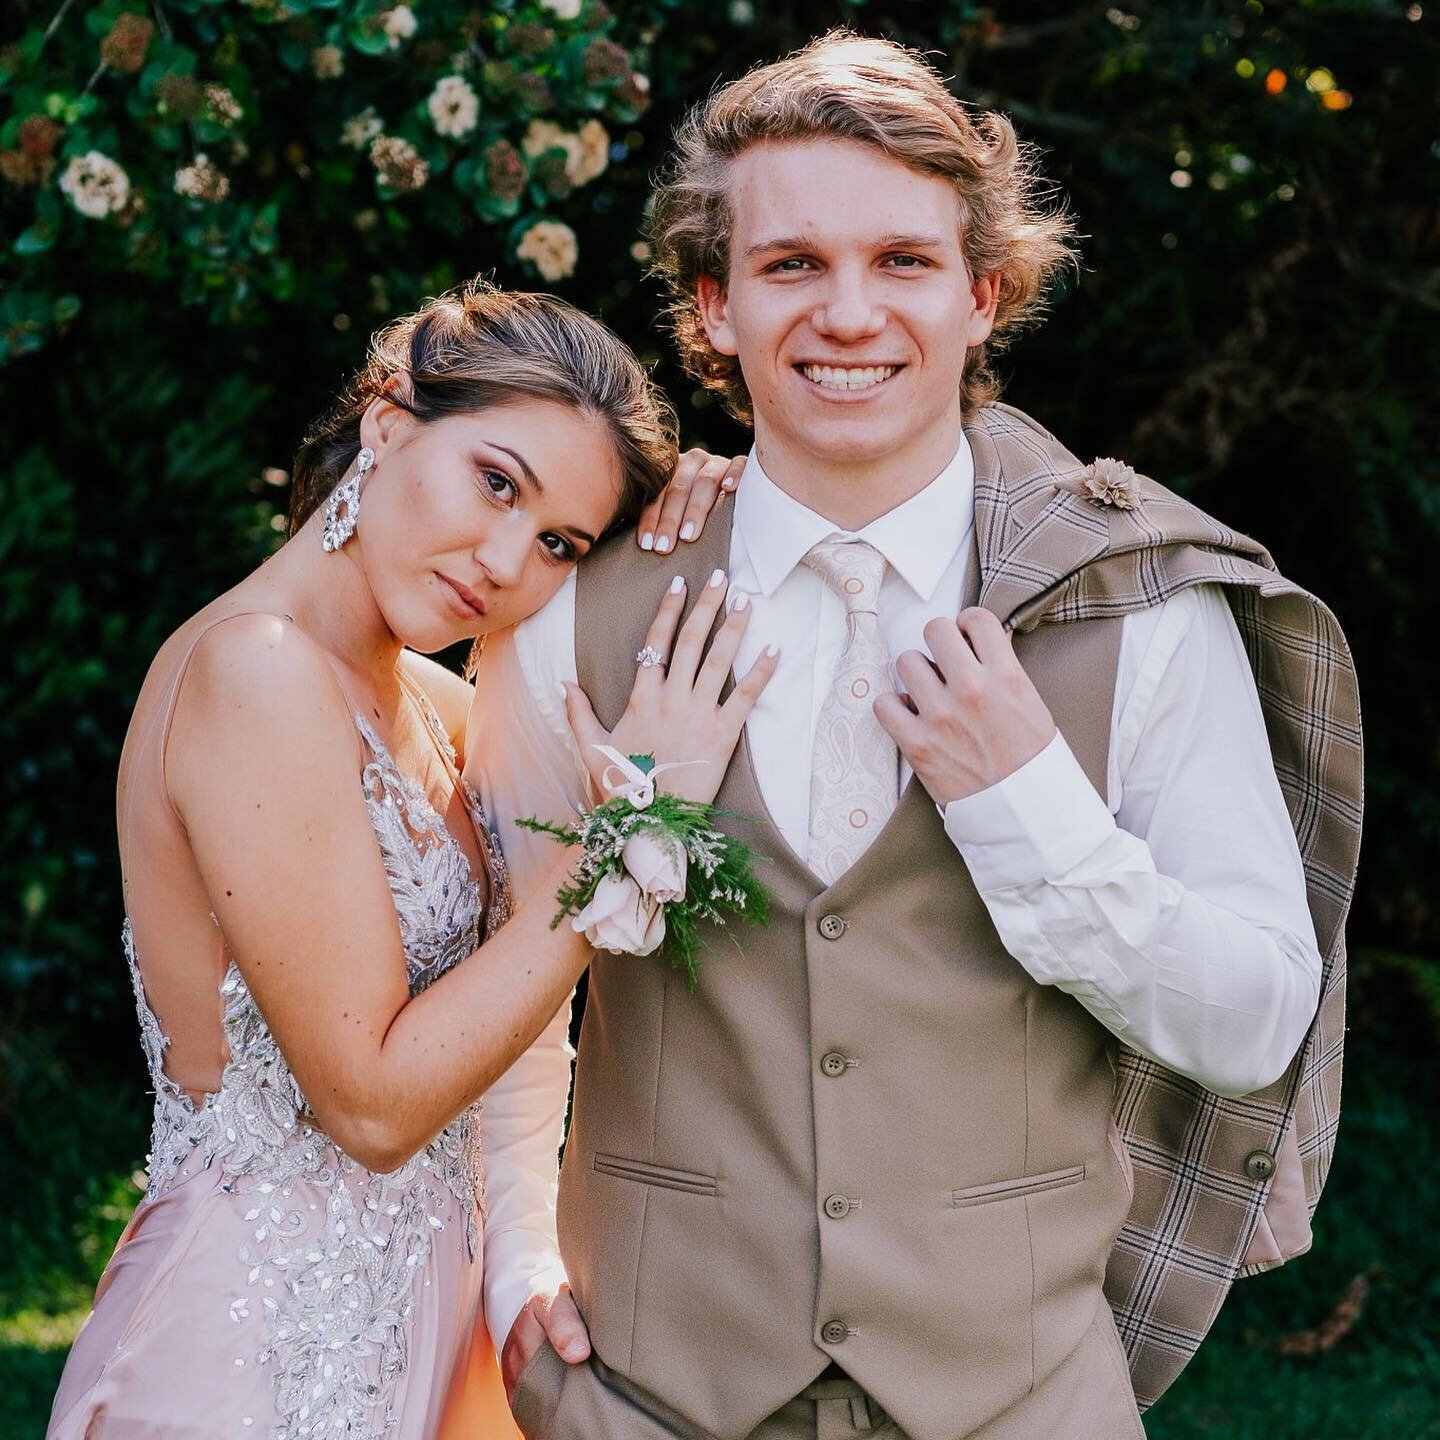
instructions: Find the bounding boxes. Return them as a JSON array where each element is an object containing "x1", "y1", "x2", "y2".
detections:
[{"x1": 803, "y1": 538, "x2": 900, "y2": 884}]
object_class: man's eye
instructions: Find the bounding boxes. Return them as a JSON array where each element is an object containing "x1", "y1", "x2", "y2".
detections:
[
  {"x1": 540, "y1": 532, "x2": 576, "y2": 563},
  {"x1": 887, "y1": 254, "x2": 926, "y2": 268},
  {"x1": 773, "y1": 257, "x2": 811, "y2": 273}
]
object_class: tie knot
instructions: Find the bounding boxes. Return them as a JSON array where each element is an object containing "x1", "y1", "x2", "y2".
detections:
[{"x1": 802, "y1": 539, "x2": 887, "y2": 614}]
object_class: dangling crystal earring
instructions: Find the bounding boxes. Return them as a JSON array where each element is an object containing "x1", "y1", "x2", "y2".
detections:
[{"x1": 322, "y1": 446, "x2": 374, "y2": 553}]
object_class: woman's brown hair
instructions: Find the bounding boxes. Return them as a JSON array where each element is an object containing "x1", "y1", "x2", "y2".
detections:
[
  {"x1": 647, "y1": 30, "x2": 1078, "y2": 421},
  {"x1": 289, "y1": 277, "x2": 677, "y2": 537}
]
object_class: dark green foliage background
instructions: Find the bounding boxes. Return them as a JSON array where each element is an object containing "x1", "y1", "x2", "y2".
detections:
[{"x1": 2, "y1": 1, "x2": 1437, "y2": 1434}]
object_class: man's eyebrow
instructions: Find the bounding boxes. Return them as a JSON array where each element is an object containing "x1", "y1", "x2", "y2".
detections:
[
  {"x1": 743, "y1": 234, "x2": 817, "y2": 259},
  {"x1": 875, "y1": 232, "x2": 951, "y2": 249},
  {"x1": 743, "y1": 231, "x2": 953, "y2": 259},
  {"x1": 483, "y1": 441, "x2": 542, "y2": 494}
]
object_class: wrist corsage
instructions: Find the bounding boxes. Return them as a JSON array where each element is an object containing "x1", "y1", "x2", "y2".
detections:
[{"x1": 518, "y1": 747, "x2": 770, "y2": 989}]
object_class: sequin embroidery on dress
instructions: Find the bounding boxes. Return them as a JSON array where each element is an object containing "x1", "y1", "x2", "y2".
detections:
[{"x1": 121, "y1": 706, "x2": 513, "y2": 1439}]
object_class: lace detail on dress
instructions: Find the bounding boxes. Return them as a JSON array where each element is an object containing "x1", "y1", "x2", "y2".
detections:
[{"x1": 122, "y1": 711, "x2": 513, "y2": 1439}]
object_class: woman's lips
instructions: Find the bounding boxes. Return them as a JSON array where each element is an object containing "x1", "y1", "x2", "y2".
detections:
[{"x1": 438, "y1": 574, "x2": 486, "y2": 619}]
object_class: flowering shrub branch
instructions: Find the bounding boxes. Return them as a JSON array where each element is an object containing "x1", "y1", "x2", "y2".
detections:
[{"x1": 0, "y1": 0, "x2": 657, "y2": 362}]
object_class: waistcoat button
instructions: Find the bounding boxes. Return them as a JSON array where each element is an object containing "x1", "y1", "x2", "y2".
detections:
[
  {"x1": 818, "y1": 913, "x2": 846, "y2": 941},
  {"x1": 823, "y1": 1193, "x2": 851, "y2": 1219},
  {"x1": 820, "y1": 1051, "x2": 848, "y2": 1078},
  {"x1": 1243, "y1": 1149, "x2": 1277, "y2": 1182},
  {"x1": 820, "y1": 1320, "x2": 849, "y2": 1345}
]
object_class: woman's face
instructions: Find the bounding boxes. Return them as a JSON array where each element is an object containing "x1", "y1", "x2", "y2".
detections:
[{"x1": 353, "y1": 396, "x2": 624, "y2": 652}]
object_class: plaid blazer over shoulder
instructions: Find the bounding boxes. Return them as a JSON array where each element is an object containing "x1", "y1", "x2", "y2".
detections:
[{"x1": 964, "y1": 403, "x2": 1363, "y2": 1410}]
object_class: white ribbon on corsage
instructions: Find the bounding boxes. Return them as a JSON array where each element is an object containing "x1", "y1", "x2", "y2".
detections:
[{"x1": 592, "y1": 745, "x2": 699, "y2": 811}]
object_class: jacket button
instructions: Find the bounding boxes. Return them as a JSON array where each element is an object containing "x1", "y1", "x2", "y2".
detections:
[
  {"x1": 824, "y1": 1193, "x2": 851, "y2": 1219},
  {"x1": 820, "y1": 1320, "x2": 849, "y2": 1345},
  {"x1": 820, "y1": 1051, "x2": 849, "y2": 1078},
  {"x1": 818, "y1": 913, "x2": 846, "y2": 941},
  {"x1": 1244, "y1": 1149, "x2": 1277, "y2": 1182}
]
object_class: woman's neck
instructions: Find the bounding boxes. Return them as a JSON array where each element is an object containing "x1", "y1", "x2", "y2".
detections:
[{"x1": 247, "y1": 511, "x2": 405, "y2": 697}]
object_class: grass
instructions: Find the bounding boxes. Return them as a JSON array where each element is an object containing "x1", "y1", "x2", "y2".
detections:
[{"x1": 3, "y1": 954, "x2": 1436, "y2": 1439}]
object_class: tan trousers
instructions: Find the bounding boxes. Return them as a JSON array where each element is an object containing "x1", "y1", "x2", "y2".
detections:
[
  {"x1": 509, "y1": 1307, "x2": 1144, "y2": 1440},
  {"x1": 510, "y1": 1347, "x2": 904, "y2": 1440}
]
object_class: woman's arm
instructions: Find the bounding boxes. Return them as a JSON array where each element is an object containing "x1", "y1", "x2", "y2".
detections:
[
  {"x1": 165, "y1": 581, "x2": 774, "y2": 1173},
  {"x1": 167, "y1": 614, "x2": 589, "y2": 1172}
]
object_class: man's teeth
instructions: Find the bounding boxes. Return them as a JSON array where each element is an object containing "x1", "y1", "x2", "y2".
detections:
[{"x1": 801, "y1": 364, "x2": 898, "y2": 391}]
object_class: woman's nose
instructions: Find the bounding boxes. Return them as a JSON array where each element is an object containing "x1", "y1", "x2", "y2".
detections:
[{"x1": 475, "y1": 525, "x2": 530, "y2": 587}]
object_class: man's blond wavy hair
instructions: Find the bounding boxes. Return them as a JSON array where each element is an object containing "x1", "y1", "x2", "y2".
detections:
[{"x1": 648, "y1": 30, "x2": 1078, "y2": 422}]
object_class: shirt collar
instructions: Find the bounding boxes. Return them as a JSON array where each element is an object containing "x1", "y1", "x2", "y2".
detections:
[{"x1": 732, "y1": 434, "x2": 976, "y2": 602}]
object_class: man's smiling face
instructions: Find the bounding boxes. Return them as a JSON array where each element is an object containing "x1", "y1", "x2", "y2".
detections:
[{"x1": 697, "y1": 137, "x2": 999, "y2": 493}]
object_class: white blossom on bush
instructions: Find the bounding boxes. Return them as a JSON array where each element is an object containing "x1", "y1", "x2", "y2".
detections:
[
  {"x1": 58, "y1": 151, "x2": 131, "y2": 219},
  {"x1": 205, "y1": 84, "x2": 243, "y2": 127},
  {"x1": 427, "y1": 75, "x2": 480, "y2": 138},
  {"x1": 382, "y1": 6, "x2": 418, "y2": 47},
  {"x1": 521, "y1": 118, "x2": 609, "y2": 187},
  {"x1": 572, "y1": 120, "x2": 610, "y2": 184},
  {"x1": 516, "y1": 219, "x2": 578, "y2": 281},
  {"x1": 342, "y1": 107, "x2": 384, "y2": 149},
  {"x1": 370, "y1": 134, "x2": 429, "y2": 192},
  {"x1": 174, "y1": 154, "x2": 230, "y2": 203},
  {"x1": 540, "y1": 0, "x2": 583, "y2": 18},
  {"x1": 311, "y1": 45, "x2": 345, "y2": 79}
]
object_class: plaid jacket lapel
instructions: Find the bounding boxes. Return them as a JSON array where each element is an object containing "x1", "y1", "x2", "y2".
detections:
[{"x1": 963, "y1": 402, "x2": 1364, "y2": 1410}]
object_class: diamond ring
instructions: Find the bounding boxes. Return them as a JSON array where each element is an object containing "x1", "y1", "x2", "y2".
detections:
[{"x1": 635, "y1": 645, "x2": 665, "y2": 668}]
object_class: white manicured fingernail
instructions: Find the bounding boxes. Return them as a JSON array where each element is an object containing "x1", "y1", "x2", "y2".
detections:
[
  {"x1": 670, "y1": 574, "x2": 685, "y2": 593},
  {"x1": 679, "y1": 521, "x2": 696, "y2": 541},
  {"x1": 640, "y1": 531, "x2": 654, "y2": 551},
  {"x1": 709, "y1": 568, "x2": 725, "y2": 588},
  {"x1": 732, "y1": 590, "x2": 750, "y2": 611},
  {"x1": 655, "y1": 535, "x2": 673, "y2": 553},
  {"x1": 765, "y1": 643, "x2": 780, "y2": 657},
  {"x1": 556, "y1": 683, "x2": 568, "y2": 701}
]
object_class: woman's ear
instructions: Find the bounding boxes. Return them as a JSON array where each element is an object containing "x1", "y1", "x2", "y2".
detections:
[
  {"x1": 358, "y1": 377, "x2": 415, "y2": 457},
  {"x1": 696, "y1": 274, "x2": 739, "y2": 357}
]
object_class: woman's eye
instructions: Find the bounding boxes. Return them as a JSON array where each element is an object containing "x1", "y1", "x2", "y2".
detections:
[
  {"x1": 539, "y1": 532, "x2": 576, "y2": 563},
  {"x1": 482, "y1": 468, "x2": 517, "y2": 501}
]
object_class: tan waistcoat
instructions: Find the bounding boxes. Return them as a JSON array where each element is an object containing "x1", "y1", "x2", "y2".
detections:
[{"x1": 565, "y1": 505, "x2": 1133, "y2": 1440}]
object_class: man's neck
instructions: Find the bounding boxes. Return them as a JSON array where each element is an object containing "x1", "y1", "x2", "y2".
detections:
[{"x1": 752, "y1": 421, "x2": 965, "y2": 531}]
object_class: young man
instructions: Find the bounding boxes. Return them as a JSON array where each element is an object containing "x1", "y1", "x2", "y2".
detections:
[{"x1": 466, "y1": 32, "x2": 1361, "y2": 1440}]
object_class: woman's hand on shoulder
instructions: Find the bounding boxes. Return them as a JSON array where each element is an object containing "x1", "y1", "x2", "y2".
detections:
[
  {"x1": 562, "y1": 569, "x2": 778, "y2": 808},
  {"x1": 634, "y1": 448, "x2": 745, "y2": 555}
]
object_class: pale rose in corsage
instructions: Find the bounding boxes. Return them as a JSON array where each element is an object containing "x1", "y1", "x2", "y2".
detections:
[
  {"x1": 572, "y1": 872, "x2": 666, "y2": 956},
  {"x1": 519, "y1": 749, "x2": 772, "y2": 989},
  {"x1": 622, "y1": 829, "x2": 687, "y2": 903}
]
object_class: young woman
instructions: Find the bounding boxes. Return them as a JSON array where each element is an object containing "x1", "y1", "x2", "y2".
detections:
[{"x1": 47, "y1": 281, "x2": 769, "y2": 1439}]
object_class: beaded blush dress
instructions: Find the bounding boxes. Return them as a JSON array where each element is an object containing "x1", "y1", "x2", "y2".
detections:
[{"x1": 48, "y1": 612, "x2": 523, "y2": 1440}]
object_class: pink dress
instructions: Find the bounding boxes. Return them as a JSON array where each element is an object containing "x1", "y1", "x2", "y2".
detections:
[{"x1": 47, "y1": 612, "x2": 522, "y2": 1439}]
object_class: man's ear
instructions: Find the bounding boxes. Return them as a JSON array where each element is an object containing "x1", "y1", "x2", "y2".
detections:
[
  {"x1": 966, "y1": 271, "x2": 1001, "y2": 348},
  {"x1": 696, "y1": 273, "x2": 739, "y2": 358}
]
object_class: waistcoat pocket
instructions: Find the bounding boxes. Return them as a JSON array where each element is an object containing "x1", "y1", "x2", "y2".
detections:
[
  {"x1": 952, "y1": 1164, "x2": 1086, "y2": 1208},
  {"x1": 593, "y1": 1153, "x2": 719, "y2": 1196}
]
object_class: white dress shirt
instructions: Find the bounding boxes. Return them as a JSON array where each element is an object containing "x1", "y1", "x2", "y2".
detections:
[{"x1": 466, "y1": 434, "x2": 1322, "y2": 1351}]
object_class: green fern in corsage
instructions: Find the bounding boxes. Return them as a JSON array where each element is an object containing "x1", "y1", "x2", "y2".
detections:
[{"x1": 518, "y1": 757, "x2": 770, "y2": 989}]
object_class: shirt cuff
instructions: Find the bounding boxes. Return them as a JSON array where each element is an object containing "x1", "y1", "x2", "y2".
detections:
[
  {"x1": 486, "y1": 1253, "x2": 570, "y2": 1357},
  {"x1": 941, "y1": 731, "x2": 1117, "y2": 893}
]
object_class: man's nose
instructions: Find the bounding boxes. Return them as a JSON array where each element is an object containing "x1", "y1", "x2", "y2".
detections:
[{"x1": 813, "y1": 266, "x2": 885, "y2": 341}]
